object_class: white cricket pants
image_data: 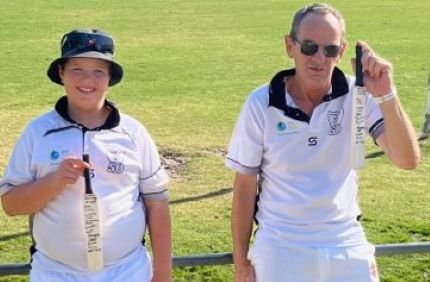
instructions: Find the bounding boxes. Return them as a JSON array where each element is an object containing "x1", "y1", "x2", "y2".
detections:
[
  {"x1": 29, "y1": 245, "x2": 152, "y2": 282},
  {"x1": 248, "y1": 240, "x2": 379, "y2": 282}
]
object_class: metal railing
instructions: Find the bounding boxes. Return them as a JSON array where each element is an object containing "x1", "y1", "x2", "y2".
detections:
[{"x1": 1, "y1": 242, "x2": 429, "y2": 276}]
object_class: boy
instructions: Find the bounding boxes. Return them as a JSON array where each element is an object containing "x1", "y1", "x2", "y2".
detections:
[{"x1": 0, "y1": 29, "x2": 172, "y2": 282}]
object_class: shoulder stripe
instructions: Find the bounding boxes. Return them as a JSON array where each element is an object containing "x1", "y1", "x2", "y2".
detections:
[{"x1": 44, "y1": 125, "x2": 79, "y2": 137}]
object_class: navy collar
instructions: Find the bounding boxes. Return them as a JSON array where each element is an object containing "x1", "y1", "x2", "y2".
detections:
[
  {"x1": 55, "y1": 96, "x2": 120, "y2": 130},
  {"x1": 268, "y1": 67, "x2": 349, "y2": 122}
]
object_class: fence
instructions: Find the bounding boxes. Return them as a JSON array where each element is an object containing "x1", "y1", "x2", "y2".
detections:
[{"x1": 1, "y1": 242, "x2": 430, "y2": 276}]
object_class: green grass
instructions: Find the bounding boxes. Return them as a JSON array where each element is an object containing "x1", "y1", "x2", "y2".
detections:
[{"x1": 0, "y1": 1, "x2": 429, "y2": 281}]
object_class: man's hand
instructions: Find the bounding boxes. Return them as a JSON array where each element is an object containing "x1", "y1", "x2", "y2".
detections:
[
  {"x1": 235, "y1": 261, "x2": 256, "y2": 282},
  {"x1": 354, "y1": 41, "x2": 394, "y2": 97}
]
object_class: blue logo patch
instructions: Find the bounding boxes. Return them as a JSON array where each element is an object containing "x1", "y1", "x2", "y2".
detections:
[
  {"x1": 50, "y1": 150, "x2": 60, "y2": 161},
  {"x1": 277, "y1": 121, "x2": 287, "y2": 132}
]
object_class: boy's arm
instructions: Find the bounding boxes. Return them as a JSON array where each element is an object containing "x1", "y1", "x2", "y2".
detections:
[
  {"x1": 144, "y1": 199, "x2": 172, "y2": 282},
  {"x1": 1, "y1": 157, "x2": 88, "y2": 215}
]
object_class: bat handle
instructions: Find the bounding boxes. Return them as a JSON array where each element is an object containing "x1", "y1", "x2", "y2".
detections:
[
  {"x1": 355, "y1": 44, "x2": 364, "y2": 86},
  {"x1": 83, "y1": 153, "x2": 92, "y2": 194}
]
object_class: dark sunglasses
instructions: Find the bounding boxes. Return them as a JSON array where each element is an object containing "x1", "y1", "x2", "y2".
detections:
[
  {"x1": 293, "y1": 38, "x2": 341, "y2": 58},
  {"x1": 61, "y1": 32, "x2": 114, "y2": 56}
]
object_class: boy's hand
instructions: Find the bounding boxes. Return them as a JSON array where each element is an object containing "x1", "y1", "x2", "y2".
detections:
[{"x1": 52, "y1": 157, "x2": 91, "y2": 188}]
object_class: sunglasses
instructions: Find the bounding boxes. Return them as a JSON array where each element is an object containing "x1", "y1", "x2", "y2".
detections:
[
  {"x1": 61, "y1": 32, "x2": 114, "y2": 56},
  {"x1": 293, "y1": 38, "x2": 341, "y2": 58}
]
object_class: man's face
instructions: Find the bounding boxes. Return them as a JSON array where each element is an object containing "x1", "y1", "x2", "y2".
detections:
[{"x1": 286, "y1": 13, "x2": 346, "y2": 89}]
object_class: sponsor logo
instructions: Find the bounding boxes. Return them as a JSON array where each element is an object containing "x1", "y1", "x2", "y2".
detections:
[
  {"x1": 50, "y1": 150, "x2": 60, "y2": 161},
  {"x1": 277, "y1": 121, "x2": 287, "y2": 132},
  {"x1": 48, "y1": 149, "x2": 70, "y2": 165},
  {"x1": 308, "y1": 136, "x2": 318, "y2": 146},
  {"x1": 276, "y1": 121, "x2": 299, "y2": 134}
]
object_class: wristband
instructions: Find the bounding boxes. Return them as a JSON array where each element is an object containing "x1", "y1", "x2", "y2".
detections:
[{"x1": 372, "y1": 89, "x2": 397, "y2": 105}]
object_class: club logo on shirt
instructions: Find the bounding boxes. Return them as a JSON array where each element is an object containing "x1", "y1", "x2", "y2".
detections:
[
  {"x1": 328, "y1": 108, "x2": 344, "y2": 135},
  {"x1": 106, "y1": 147, "x2": 125, "y2": 174}
]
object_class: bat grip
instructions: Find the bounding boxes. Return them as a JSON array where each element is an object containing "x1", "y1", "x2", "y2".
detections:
[
  {"x1": 83, "y1": 153, "x2": 93, "y2": 194},
  {"x1": 355, "y1": 44, "x2": 364, "y2": 86}
]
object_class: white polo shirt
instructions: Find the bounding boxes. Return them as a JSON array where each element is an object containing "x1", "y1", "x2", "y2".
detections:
[
  {"x1": 226, "y1": 68, "x2": 384, "y2": 247},
  {"x1": 0, "y1": 96, "x2": 168, "y2": 271}
]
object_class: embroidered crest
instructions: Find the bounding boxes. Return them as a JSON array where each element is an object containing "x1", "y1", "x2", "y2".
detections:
[
  {"x1": 328, "y1": 108, "x2": 344, "y2": 135},
  {"x1": 106, "y1": 147, "x2": 125, "y2": 174}
]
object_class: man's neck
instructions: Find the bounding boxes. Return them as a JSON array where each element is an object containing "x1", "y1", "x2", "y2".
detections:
[{"x1": 286, "y1": 76, "x2": 331, "y2": 116}]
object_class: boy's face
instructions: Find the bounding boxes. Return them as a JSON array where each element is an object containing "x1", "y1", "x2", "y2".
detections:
[{"x1": 59, "y1": 58, "x2": 110, "y2": 113}]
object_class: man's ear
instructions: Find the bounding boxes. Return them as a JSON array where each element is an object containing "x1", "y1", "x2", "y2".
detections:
[
  {"x1": 285, "y1": 35, "x2": 295, "y2": 58},
  {"x1": 337, "y1": 40, "x2": 348, "y2": 62}
]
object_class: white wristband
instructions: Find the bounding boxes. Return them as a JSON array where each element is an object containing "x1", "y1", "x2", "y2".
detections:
[{"x1": 372, "y1": 89, "x2": 397, "y2": 105}]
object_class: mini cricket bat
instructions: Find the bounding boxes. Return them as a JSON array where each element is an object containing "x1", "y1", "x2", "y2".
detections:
[
  {"x1": 83, "y1": 153, "x2": 104, "y2": 271},
  {"x1": 351, "y1": 44, "x2": 366, "y2": 169}
]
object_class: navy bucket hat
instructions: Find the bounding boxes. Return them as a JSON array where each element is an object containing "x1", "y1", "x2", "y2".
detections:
[{"x1": 47, "y1": 29, "x2": 123, "y2": 86}]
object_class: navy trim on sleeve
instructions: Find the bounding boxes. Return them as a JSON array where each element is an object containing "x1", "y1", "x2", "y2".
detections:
[{"x1": 139, "y1": 165, "x2": 163, "y2": 181}]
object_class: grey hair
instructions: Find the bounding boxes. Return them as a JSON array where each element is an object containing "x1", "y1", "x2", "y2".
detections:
[{"x1": 289, "y1": 3, "x2": 346, "y2": 40}]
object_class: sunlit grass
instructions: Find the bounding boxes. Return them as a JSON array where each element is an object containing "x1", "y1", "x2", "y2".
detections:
[{"x1": 0, "y1": 1, "x2": 429, "y2": 281}]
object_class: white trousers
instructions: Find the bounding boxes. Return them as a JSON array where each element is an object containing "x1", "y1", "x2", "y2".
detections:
[
  {"x1": 30, "y1": 245, "x2": 152, "y2": 282},
  {"x1": 248, "y1": 240, "x2": 379, "y2": 282}
]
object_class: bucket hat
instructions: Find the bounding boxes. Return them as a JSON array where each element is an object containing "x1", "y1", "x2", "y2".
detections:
[{"x1": 47, "y1": 29, "x2": 123, "y2": 86}]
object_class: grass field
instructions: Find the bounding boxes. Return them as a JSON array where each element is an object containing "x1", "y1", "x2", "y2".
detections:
[{"x1": 0, "y1": 0, "x2": 429, "y2": 281}]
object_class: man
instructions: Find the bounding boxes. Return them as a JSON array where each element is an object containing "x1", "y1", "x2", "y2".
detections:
[{"x1": 226, "y1": 3, "x2": 420, "y2": 282}]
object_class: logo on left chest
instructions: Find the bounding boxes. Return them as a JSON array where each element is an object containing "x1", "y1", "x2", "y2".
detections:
[
  {"x1": 327, "y1": 108, "x2": 344, "y2": 135},
  {"x1": 105, "y1": 146, "x2": 125, "y2": 174}
]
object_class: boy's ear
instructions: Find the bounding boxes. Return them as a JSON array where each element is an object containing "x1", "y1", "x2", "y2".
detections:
[{"x1": 58, "y1": 65, "x2": 64, "y2": 83}]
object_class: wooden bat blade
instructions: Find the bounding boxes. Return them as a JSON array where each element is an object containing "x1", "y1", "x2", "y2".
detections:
[
  {"x1": 84, "y1": 193, "x2": 104, "y2": 271},
  {"x1": 351, "y1": 86, "x2": 367, "y2": 169},
  {"x1": 82, "y1": 153, "x2": 103, "y2": 271}
]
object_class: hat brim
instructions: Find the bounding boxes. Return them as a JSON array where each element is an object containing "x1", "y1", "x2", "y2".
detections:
[{"x1": 47, "y1": 51, "x2": 123, "y2": 87}]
